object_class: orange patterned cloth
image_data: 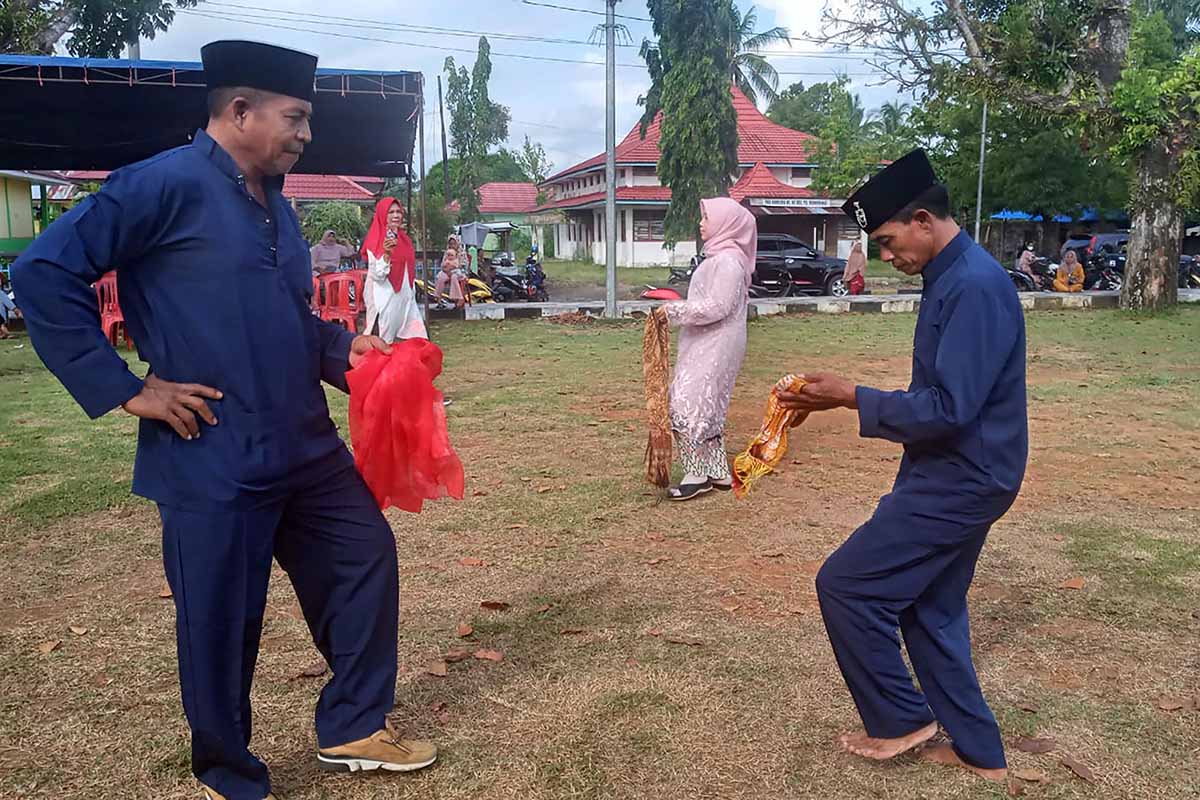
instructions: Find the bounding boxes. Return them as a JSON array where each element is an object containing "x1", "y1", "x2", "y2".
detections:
[{"x1": 732, "y1": 374, "x2": 809, "y2": 498}]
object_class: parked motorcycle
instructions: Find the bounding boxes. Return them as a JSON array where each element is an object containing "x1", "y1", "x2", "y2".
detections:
[
  {"x1": 491, "y1": 259, "x2": 549, "y2": 302},
  {"x1": 1006, "y1": 256, "x2": 1058, "y2": 292},
  {"x1": 414, "y1": 272, "x2": 497, "y2": 307},
  {"x1": 1180, "y1": 255, "x2": 1200, "y2": 289},
  {"x1": 667, "y1": 263, "x2": 695, "y2": 285}
]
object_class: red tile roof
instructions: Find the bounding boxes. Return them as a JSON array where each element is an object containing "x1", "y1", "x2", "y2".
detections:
[
  {"x1": 53, "y1": 170, "x2": 376, "y2": 202},
  {"x1": 729, "y1": 162, "x2": 815, "y2": 202},
  {"x1": 544, "y1": 86, "x2": 820, "y2": 183},
  {"x1": 283, "y1": 174, "x2": 375, "y2": 201},
  {"x1": 535, "y1": 185, "x2": 672, "y2": 212},
  {"x1": 479, "y1": 182, "x2": 539, "y2": 214}
]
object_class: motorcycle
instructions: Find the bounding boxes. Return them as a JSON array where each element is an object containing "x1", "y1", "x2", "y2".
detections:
[
  {"x1": 491, "y1": 258, "x2": 550, "y2": 303},
  {"x1": 1006, "y1": 256, "x2": 1057, "y2": 292},
  {"x1": 1181, "y1": 255, "x2": 1200, "y2": 289},
  {"x1": 414, "y1": 271, "x2": 498, "y2": 307},
  {"x1": 668, "y1": 263, "x2": 695, "y2": 285}
]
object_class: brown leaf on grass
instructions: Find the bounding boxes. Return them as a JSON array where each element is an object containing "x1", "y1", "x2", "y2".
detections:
[
  {"x1": 1156, "y1": 696, "x2": 1188, "y2": 712},
  {"x1": 158, "y1": 582, "x2": 173, "y2": 599},
  {"x1": 456, "y1": 623, "x2": 474, "y2": 638},
  {"x1": 437, "y1": 711, "x2": 452, "y2": 725},
  {"x1": 664, "y1": 634, "x2": 703, "y2": 647},
  {"x1": 1059, "y1": 754, "x2": 1096, "y2": 782},
  {"x1": 535, "y1": 604, "x2": 553, "y2": 614},
  {"x1": 1013, "y1": 736, "x2": 1056, "y2": 754},
  {"x1": 1060, "y1": 577, "x2": 1086, "y2": 590},
  {"x1": 560, "y1": 628, "x2": 586, "y2": 635},
  {"x1": 1012, "y1": 769, "x2": 1050, "y2": 783},
  {"x1": 507, "y1": 524, "x2": 528, "y2": 530},
  {"x1": 458, "y1": 557, "x2": 486, "y2": 567},
  {"x1": 472, "y1": 490, "x2": 488, "y2": 497},
  {"x1": 295, "y1": 661, "x2": 328, "y2": 679},
  {"x1": 69, "y1": 626, "x2": 89, "y2": 636},
  {"x1": 536, "y1": 486, "x2": 553, "y2": 494},
  {"x1": 646, "y1": 628, "x2": 663, "y2": 637},
  {"x1": 646, "y1": 533, "x2": 665, "y2": 542},
  {"x1": 787, "y1": 606, "x2": 806, "y2": 615},
  {"x1": 1006, "y1": 779, "x2": 1027, "y2": 798},
  {"x1": 36, "y1": 640, "x2": 62, "y2": 655},
  {"x1": 480, "y1": 600, "x2": 510, "y2": 611},
  {"x1": 759, "y1": 551, "x2": 785, "y2": 559},
  {"x1": 425, "y1": 660, "x2": 449, "y2": 677},
  {"x1": 443, "y1": 648, "x2": 473, "y2": 663},
  {"x1": 1018, "y1": 701, "x2": 1040, "y2": 713},
  {"x1": 646, "y1": 557, "x2": 667, "y2": 566},
  {"x1": 473, "y1": 649, "x2": 504, "y2": 662},
  {"x1": 431, "y1": 701, "x2": 447, "y2": 713}
]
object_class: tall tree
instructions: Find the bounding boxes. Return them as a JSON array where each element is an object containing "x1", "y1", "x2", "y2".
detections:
[
  {"x1": 640, "y1": 0, "x2": 739, "y2": 247},
  {"x1": 809, "y1": 79, "x2": 891, "y2": 196},
  {"x1": 444, "y1": 37, "x2": 511, "y2": 221},
  {"x1": 511, "y1": 136, "x2": 554, "y2": 184},
  {"x1": 822, "y1": 0, "x2": 1199, "y2": 310},
  {"x1": 767, "y1": 80, "x2": 840, "y2": 134},
  {"x1": 1, "y1": 0, "x2": 197, "y2": 56},
  {"x1": 726, "y1": 3, "x2": 791, "y2": 106},
  {"x1": 877, "y1": 101, "x2": 911, "y2": 138}
]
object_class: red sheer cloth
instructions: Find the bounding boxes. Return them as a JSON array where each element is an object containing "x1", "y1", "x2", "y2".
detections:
[{"x1": 347, "y1": 340, "x2": 464, "y2": 512}]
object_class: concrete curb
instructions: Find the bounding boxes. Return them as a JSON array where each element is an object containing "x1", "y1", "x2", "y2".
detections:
[{"x1": 448, "y1": 289, "x2": 1199, "y2": 322}]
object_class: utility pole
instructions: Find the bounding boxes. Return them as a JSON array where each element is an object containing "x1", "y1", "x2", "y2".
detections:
[
  {"x1": 974, "y1": 100, "x2": 988, "y2": 242},
  {"x1": 604, "y1": 0, "x2": 618, "y2": 318},
  {"x1": 438, "y1": 75, "x2": 451, "y2": 204},
  {"x1": 418, "y1": 75, "x2": 430, "y2": 335}
]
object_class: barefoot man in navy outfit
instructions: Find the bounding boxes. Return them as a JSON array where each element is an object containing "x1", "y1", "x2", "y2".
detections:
[
  {"x1": 13, "y1": 41, "x2": 436, "y2": 800},
  {"x1": 778, "y1": 150, "x2": 1026, "y2": 782}
]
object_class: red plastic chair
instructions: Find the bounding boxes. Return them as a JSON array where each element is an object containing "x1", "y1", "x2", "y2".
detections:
[
  {"x1": 318, "y1": 272, "x2": 365, "y2": 332},
  {"x1": 94, "y1": 273, "x2": 132, "y2": 349}
]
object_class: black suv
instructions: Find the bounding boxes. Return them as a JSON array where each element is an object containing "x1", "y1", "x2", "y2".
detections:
[{"x1": 756, "y1": 233, "x2": 850, "y2": 297}]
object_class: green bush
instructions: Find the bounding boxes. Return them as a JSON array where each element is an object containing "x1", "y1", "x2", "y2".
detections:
[{"x1": 300, "y1": 202, "x2": 366, "y2": 245}]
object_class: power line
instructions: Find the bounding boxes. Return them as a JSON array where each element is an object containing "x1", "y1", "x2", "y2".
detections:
[
  {"x1": 520, "y1": 0, "x2": 652, "y2": 22},
  {"x1": 178, "y1": 9, "x2": 885, "y2": 76}
]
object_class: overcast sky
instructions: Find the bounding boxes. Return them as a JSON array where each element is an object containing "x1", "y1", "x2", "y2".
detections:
[{"x1": 130, "y1": 0, "x2": 907, "y2": 175}]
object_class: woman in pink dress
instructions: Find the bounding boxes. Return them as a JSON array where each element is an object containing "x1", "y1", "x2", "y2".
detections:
[{"x1": 655, "y1": 197, "x2": 756, "y2": 501}]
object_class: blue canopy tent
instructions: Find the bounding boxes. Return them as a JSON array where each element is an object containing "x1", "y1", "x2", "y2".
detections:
[{"x1": 0, "y1": 55, "x2": 421, "y2": 176}]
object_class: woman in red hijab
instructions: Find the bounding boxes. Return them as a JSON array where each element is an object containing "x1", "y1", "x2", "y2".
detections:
[{"x1": 362, "y1": 197, "x2": 427, "y2": 342}]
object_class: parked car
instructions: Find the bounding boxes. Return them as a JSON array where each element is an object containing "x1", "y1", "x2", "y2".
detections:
[{"x1": 756, "y1": 233, "x2": 850, "y2": 297}]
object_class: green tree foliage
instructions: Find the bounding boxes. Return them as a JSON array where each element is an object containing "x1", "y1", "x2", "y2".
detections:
[
  {"x1": 444, "y1": 37, "x2": 511, "y2": 221},
  {"x1": 299, "y1": 202, "x2": 365, "y2": 246},
  {"x1": 907, "y1": 95, "x2": 1128, "y2": 223},
  {"x1": 510, "y1": 136, "x2": 554, "y2": 185},
  {"x1": 767, "y1": 81, "x2": 839, "y2": 135},
  {"x1": 822, "y1": 0, "x2": 1199, "y2": 310},
  {"x1": 1, "y1": 0, "x2": 197, "y2": 56},
  {"x1": 641, "y1": 0, "x2": 739, "y2": 247}
]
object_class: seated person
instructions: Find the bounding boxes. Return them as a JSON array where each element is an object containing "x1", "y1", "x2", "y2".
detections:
[
  {"x1": 1017, "y1": 244, "x2": 1044, "y2": 289},
  {"x1": 435, "y1": 247, "x2": 466, "y2": 308},
  {"x1": 1053, "y1": 250, "x2": 1085, "y2": 292},
  {"x1": 310, "y1": 230, "x2": 356, "y2": 276}
]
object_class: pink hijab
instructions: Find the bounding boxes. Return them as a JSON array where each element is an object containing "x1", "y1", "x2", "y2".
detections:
[{"x1": 701, "y1": 197, "x2": 758, "y2": 286}]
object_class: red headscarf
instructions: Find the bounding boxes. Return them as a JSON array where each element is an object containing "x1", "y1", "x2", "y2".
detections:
[{"x1": 361, "y1": 197, "x2": 415, "y2": 290}]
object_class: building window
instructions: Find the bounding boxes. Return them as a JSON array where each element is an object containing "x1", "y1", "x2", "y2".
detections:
[{"x1": 634, "y1": 211, "x2": 666, "y2": 242}]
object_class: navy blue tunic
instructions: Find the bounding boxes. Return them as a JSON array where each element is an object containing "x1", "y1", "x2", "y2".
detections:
[{"x1": 13, "y1": 129, "x2": 356, "y2": 510}]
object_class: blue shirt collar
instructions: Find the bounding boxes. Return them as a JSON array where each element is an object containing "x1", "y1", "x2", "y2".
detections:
[
  {"x1": 192, "y1": 128, "x2": 285, "y2": 194},
  {"x1": 921, "y1": 230, "x2": 972, "y2": 289}
]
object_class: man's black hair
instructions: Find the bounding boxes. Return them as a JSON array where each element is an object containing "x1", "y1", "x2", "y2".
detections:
[
  {"x1": 206, "y1": 86, "x2": 265, "y2": 119},
  {"x1": 892, "y1": 183, "x2": 951, "y2": 223}
]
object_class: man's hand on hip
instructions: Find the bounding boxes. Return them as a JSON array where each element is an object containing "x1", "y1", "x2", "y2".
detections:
[
  {"x1": 122, "y1": 374, "x2": 222, "y2": 440},
  {"x1": 350, "y1": 335, "x2": 393, "y2": 368},
  {"x1": 776, "y1": 372, "x2": 858, "y2": 414}
]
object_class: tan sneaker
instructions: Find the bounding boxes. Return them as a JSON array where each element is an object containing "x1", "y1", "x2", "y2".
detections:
[
  {"x1": 317, "y1": 721, "x2": 437, "y2": 773},
  {"x1": 201, "y1": 785, "x2": 275, "y2": 800}
]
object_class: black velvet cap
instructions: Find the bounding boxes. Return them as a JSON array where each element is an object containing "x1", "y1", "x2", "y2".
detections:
[
  {"x1": 842, "y1": 149, "x2": 938, "y2": 233},
  {"x1": 201, "y1": 40, "x2": 317, "y2": 103}
]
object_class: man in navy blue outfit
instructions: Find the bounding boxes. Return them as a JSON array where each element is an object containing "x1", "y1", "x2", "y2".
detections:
[
  {"x1": 13, "y1": 41, "x2": 436, "y2": 800},
  {"x1": 779, "y1": 150, "x2": 1026, "y2": 782}
]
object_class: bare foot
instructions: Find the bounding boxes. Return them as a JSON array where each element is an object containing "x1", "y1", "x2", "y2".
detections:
[
  {"x1": 837, "y1": 721, "x2": 938, "y2": 760},
  {"x1": 919, "y1": 741, "x2": 1007, "y2": 782}
]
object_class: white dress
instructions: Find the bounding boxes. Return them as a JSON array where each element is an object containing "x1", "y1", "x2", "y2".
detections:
[{"x1": 365, "y1": 251, "x2": 427, "y2": 343}]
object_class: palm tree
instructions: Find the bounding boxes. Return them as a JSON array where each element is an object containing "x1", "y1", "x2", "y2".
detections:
[
  {"x1": 877, "y1": 101, "x2": 911, "y2": 138},
  {"x1": 727, "y1": 4, "x2": 791, "y2": 107}
]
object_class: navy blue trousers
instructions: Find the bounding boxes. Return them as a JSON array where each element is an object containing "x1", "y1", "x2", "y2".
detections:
[
  {"x1": 160, "y1": 456, "x2": 399, "y2": 800},
  {"x1": 815, "y1": 491, "x2": 1007, "y2": 770}
]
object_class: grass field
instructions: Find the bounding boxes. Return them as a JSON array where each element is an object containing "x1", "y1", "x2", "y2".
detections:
[{"x1": 2, "y1": 306, "x2": 1199, "y2": 799}]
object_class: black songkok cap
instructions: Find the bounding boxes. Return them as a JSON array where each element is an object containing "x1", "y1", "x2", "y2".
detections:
[
  {"x1": 842, "y1": 149, "x2": 938, "y2": 234},
  {"x1": 201, "y1": 40, "x2": 317, "y2": 103}
]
